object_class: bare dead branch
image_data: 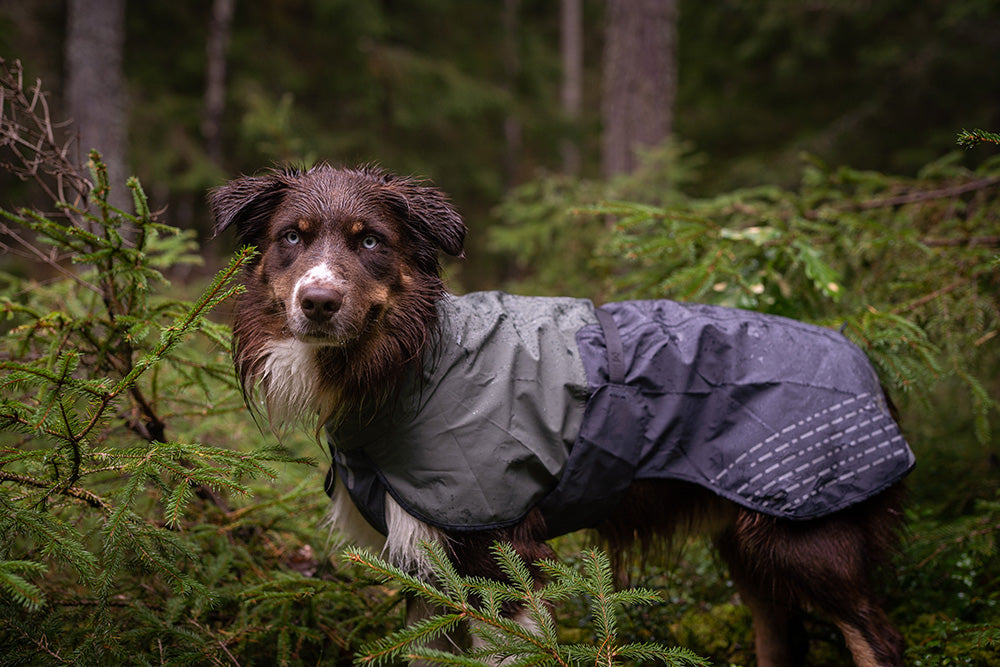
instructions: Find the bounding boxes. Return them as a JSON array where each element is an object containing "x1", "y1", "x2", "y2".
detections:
[
  {"x1": 920, "y1": 235, "x2": 1000, "y2": 248},
  {"x1": 854, "y1": 176, "x2": 1000, "y2": 210},
  {"x1": 0, "y1": 57, "x2": 92, "y2": 212},
  {"x1": 0, "y1": 469, "x2": 109, "y2": 510}
]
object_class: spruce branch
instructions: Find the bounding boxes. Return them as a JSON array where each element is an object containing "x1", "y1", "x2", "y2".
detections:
[
  {"x1": 0, "y1": 469, "x2": 108, "y2": 509},
  {"x1": 957, "y1": 128, "x2": 1000, "y2": 149},
  {"x1": 346, "y1": 542, "x2": 708, "y2": 667},
  {"x1": 0, "y1": 560, "x2": 47, "y2": 611}
]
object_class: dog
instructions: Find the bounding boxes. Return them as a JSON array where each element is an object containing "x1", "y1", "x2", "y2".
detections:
[{"x1": 210, "y1": 164, "x2": 913, "y2": 667}]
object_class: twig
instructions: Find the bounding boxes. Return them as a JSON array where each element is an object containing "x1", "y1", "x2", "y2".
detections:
[
  {"x1": 187, "y1": 618, "x2": 243, "y2": 667},
  {"x1": 0, "y1": 57, "x2": 91, "y2": 216},
  {"x1": 915, "y1": 522, "x2": 1000, "y2": 569},
  {"x1": 920, "y1": 235, "x2": 1000, "y2": 248},
  {"x1": 7, "y1": 625, "x2": 72, "y2": 664},
  {"x1": 891, "y1": 267, "x2": 994, "y2": 315},
  {"x1": 853, "y1": 176, "x2": 1000, "y2": 210},
  {"x1": 802, "y1": 175, "x2": 1000, "y2": 220},
  {"x1": 0, "y1": 222, "x2": 102, "y2": 293},
  {"x1": 0, "y1": 470, "x2": 108, "y2": 509}
]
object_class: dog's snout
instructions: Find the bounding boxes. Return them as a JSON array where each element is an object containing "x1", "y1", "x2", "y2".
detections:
[{"x1": 299, "y1": 285, "x2": 344, "y2": 322}]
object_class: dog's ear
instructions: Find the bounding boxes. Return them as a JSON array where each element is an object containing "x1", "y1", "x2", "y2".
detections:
[
  {"x1": 209, "y1": 173, "x2": 292, "y2": 244},
  {"x1": 377, "y1": 171, "x2": 467, "y2": 259}
]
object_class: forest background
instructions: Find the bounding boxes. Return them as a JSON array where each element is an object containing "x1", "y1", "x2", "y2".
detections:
[{"x1": 0, "y1": 1, "x2": 998, "y2": 665}]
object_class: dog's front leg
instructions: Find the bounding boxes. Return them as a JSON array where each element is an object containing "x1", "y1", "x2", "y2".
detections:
[
  {"x1": 409, "y1": 600, "x2": 542, "y2": 667},
  {"x1": 404, "y1": 595, "x2": 475, "y2": 665}
]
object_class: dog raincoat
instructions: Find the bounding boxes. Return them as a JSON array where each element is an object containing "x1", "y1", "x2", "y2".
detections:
[{"x1": 325, "y1": 292, "x2": 914, "y2": 537}]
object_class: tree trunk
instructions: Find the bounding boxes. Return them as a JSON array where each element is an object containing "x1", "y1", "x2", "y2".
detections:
[
  {"x1": 65, "y1": 0, "x2": 128, "y2": 214},
  {"x1": 503, "y1": 0, "x2": 522, "y2": 188},
  {"x1": 601, "y1": 0, "x2": 678, "y2": 178},
  {"x1": 561, "y1": 0, "x2": 583, "y2": 175},
  {"x1": 203, "y1": 0, "x2": 235, "y2": 166}
]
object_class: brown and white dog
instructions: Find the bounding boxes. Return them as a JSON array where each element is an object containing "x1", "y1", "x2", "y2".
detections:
[{"x1": 211, "y1": 164, "x2": 908, "y2": 667}]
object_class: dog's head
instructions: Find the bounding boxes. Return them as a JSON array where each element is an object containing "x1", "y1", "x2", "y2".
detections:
[
  {"x1": 210, "y1": 165, "x2": 466, "y2": 418},
  {"x1": 211, "y1": 164, "x2": 465, "y2": 344}
]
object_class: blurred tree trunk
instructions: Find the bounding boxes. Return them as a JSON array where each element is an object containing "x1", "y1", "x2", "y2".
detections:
[
  {"x1": 65, "y1": 0, "x2": 128, "y2": 214},
  {"x1": 601, "y1": 0, "x2": 678, "y2": 178},
  {"x1": 561, "y1": 0, "x2": 583, "y2": 175},
  {"x1": 203, "y1": 0, "x2": 235, "y2": 166},
  {"x1": 503, "y1": 0, "x2": 522, "y2": 188}
]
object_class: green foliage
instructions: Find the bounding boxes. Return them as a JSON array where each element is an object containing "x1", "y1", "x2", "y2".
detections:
[
  {"x1": 609, "y1": 154, "x2": 1000, "y2": 439},
  {"x1": 346, "y1": 541, "x2": 709, "y2": 667},
  {"x1": 0, "y1": 148, "x2": 322, "y2": 656},
  {"x1": 896, "y1": 496, "x2": 1000, "y2": 666},
  {"x1": 491, "y1": 173, "x2": 609, "y2": 297},
  {"x1": 676, "y1": 2, "x2": 1000, "y2": 190},
  {"x1": 491, "y1": 142, "x2": 701, "y2": 299},
  {"x1": 959, "y1": 129, "x2": 1000, "y2": 149}
]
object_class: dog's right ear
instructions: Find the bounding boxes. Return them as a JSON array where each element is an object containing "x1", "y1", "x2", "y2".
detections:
[{"x1": 209, "y1": 173, "x2": 290, "y2": 244}]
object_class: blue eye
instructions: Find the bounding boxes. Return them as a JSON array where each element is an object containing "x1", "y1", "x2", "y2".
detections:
[
  {"x1": 283, "y1": 229, "x2": 301, "y2": 245},
  {"x1": 361, "y1": 235, "x2": 379, "y2": 250}
]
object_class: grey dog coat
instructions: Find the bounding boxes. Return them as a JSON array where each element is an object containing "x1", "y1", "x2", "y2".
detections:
[{"x1": 325, "y1": 292, "x2": 914, "y2": 537}]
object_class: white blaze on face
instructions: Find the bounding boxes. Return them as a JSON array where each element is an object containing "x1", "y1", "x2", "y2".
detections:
[{"x1": 289, "y1": 261, "x2": 348, "y2": 326}]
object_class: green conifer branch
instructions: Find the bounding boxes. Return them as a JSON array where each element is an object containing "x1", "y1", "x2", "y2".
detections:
[
  {"x1": 0, "y1": 560, "x2": 47, "y2": 611},
  {"x1": 346, "y1": 542, "x2": 709, "y2": 666},
  {"x1": 0, "y1": 154, "x2": 283, "y2": 622},
  {"x1": 957, "y1": 128, "x2": 1000, "y2": 148}
]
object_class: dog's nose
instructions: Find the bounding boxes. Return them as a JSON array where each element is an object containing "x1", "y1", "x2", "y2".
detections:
[{"x1": 299, "y1": 286, "x2": 344, "y2": 322}]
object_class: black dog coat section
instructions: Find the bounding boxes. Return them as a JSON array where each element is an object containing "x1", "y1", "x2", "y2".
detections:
[{"x1": 327, "y1": 292, "x2": 914, "y2": 537}]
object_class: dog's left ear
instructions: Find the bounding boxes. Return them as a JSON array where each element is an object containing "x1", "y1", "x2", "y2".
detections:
[{"x1": 379, "y1": 172, "x2": 467, "y2": 259}]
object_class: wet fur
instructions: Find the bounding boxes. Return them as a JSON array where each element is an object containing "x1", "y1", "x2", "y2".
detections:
[
  {"x1": 212, "y1": 164, "x2": 906, "y2": 666},
  {"x1": 211, "y1": 165, "x2": 460, "y2": 425}
]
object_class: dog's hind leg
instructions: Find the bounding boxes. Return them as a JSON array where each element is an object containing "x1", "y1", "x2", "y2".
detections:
[
  {"x1": 718, "y1": 532, "x2": 809, "y2": 667},
  {"x1": 779, "y1": 517, "x2": 905, "y2": 667},
  {"x1": 833, "y1": 609, "x2": 905, "y2": 667},
  {"x1": 717, "y1": 504, "x2": 905, "y2": 667}
]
